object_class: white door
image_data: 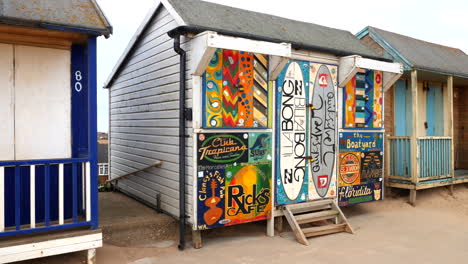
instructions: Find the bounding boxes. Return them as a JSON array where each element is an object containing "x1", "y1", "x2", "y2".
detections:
[
  {"x1": 0, "y1": 43, "x2": 15, "y2": 161},
  {"x1": 14, "y1": 45, "x2": 71, "y2": 160}
]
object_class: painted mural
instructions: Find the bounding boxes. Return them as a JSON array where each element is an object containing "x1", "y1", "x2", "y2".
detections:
[
  {"x1": 343, "y1": 70, "x2": 383, "y2": 129},
  {"x1": 196, "y1": 133, "x2": 272, "y2": 230},
  {"x1": 204, "y1": 48, "x2": 269, "y2": 128},
  {"x1": 308, "y1": 63, "x2": 338, "y2": 200},
  {"x1": 276, "y1": 60, "x2": 309, "y2": 205},
  {"x1": 338, "y1": 132, "x2": 384, "y2": 206}
]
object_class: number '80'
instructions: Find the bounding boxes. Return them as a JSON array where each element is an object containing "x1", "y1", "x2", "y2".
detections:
[{"x1": 75, "y1": 71, "x2": 83, "y2": 92}]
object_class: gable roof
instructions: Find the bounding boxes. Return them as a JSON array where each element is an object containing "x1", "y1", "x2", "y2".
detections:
[
  {"x1": 0, "y1": 0, "x2": 112, "y2": 37},
  {"x1": 358, "y1": 26, "x2": 468, "y2": 78},
  {"x1": 104, "y1": 0, "x2": 384, "y2": 88}
]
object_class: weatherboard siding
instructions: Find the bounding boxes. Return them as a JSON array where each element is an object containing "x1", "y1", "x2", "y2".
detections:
[{"x1": 109, "y1": 6, "x2": 194, "y2": 220}]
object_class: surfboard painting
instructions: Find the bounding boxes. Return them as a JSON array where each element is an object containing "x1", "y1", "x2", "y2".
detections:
[
  {"x1": 308, "y1": 63, "x2": 338, "y2": 200},
  {"x1": 276, "y1": 60, "x2": 309, "y2": 205}
]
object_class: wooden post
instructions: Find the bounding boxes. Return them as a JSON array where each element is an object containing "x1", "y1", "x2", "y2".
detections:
[
  {"x1": 87, "y1": 249, "x2": 96, "y2": 264},
  {"x1": 274, "y1": 216, "x2": 284, "y2": 233},
  {"x1": 410, "y1": 69, "x2": 419, "y2": 204},
  {"x1": 192, "y1": 230, "x2": 202, "y2": 249},
  {"x1": 409, "y1": 189, "x2": 417, "y2": 206},
  {"x1": 447, "y1": 75, "x2": 455, "y2": 195}
]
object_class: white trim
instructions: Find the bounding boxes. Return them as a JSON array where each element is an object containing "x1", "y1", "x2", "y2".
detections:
[
  {"x1": 82, "y1": 163, "x2": 85, "y2": 211},
  {"x1": 0, "y1": 233, "x2": 102, "y2": 263},
  {"x1": 190, "y1": 31, "x2": 291, "y2": 77},
  {"x1": 338, "y1": 55, "x2": 403, "y2": 89},
  {"x1": 267, "y1": 78, "x2": 277, "y2": 237},
  {"x1": 192, "y1": 76, "x2": 203, "y2": 129},
  {"x1": 104, "y1": 0, "x2": 187, "y2": 88},
  {"x1": 58, "y1": 163, "x2": 64, "y2": 225},
  {"x1": 0, "y1": 167, "x2": 4, "y2": 232},
  {"x1": 86, "y1": 162, "x2": 91, "y2": 222},
  {"x1": 30, "y1": 165, "x2": 35, "y2": 229},
  {"x1": 269, "y1": 56, "x2": 289, "y2": 81},
  {"x1": 161, "y1": 0, "x2": 186, "y2": 26}
]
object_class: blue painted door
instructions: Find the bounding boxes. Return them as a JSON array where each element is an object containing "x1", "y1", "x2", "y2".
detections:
[
  {"x1": 395, "y1": 80, "x2": 412, "y2": 136},
  {"x1": 426, "y1": 84, "x2": 443, "y2": 136}
]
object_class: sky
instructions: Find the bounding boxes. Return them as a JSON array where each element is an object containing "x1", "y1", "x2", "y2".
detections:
[{"x1": 95, "y1": 0, "x2": 468, "y2": 132}]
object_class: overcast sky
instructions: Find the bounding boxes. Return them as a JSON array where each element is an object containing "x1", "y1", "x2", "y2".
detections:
[{"x1": 95, "y1": 0, "x2": 468, "y2": 132}]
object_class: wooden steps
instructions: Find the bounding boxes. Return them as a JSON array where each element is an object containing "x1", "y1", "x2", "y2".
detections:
[{"x1": 282, "y1": 199, "x2": 353, "y2": 245}]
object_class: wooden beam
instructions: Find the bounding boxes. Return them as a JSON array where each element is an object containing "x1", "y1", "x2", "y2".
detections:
[
  {"x1": 410, "y1": 69, "x2": 419, "y2": 184},
  {"x1": 192, "y1": 230, "x2": 202, "y2": 249},
  {"x1": 447, "y1": 75, "x2": 454, "y2": 181},
  {"x1": 0, "y1": 32, "x2": 72, "y2": 49},
  {"x1": 0, "y1": 25, "x2": 87, "y2": 43}
]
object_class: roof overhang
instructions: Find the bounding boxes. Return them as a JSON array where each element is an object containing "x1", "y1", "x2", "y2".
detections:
[
  {"x1": 339, "y1": 55, "x2": 403, "y2": 91},
  {"x1": 191, "y1": 31, "x2": 291, "y2": 80}
]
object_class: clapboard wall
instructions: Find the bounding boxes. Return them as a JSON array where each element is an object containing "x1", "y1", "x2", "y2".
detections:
[{"x1": 108, "y1": 5, "x2": 193, "y2": 219}]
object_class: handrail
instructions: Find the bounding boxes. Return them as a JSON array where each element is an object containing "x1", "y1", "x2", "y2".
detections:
[
  {"x1": 0, "y1": 158, "x2": 90, "y2": 167},
  {"x1": 417, "y1": 136, "x2": 451, "y2": 140},
  {"x1": 106, "y1": 161, "x2": 163, "y2": 183}
]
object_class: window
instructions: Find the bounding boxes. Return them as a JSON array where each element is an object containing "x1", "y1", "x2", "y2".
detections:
[
  {"x1": 0, "y1": 44, "x2": 71, "y2": 161},
  {"x1": 203, "y1": 48, "x2": 270, "y2": 128},
  {"x1": 98, "y1": 163, "x2": 109, "y2": 176}
]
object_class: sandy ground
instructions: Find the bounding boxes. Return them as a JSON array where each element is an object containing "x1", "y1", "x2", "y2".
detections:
[{"x1": 18, "y1": 185, "x2": 468, "y2": 264}]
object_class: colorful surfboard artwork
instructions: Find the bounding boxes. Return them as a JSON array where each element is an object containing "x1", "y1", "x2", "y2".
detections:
[
  {"x1": 308, "y1": 63, "x2": 338, "y2": 200},
  {"x1": 196, "y1": 132, "x2": 272, "y2": 230},
  {"x1": 222, "y1": 49, "x2": 240, "y2": 127},
  {"x1": 343, "y1": 70, "x2": 383, "y2": 129},
  {"x1": 338, "y1": 132, "x2": 384, "y2": 206},
  {"x1": 205, "y1": 49, "x2": 223, "y2": 127},
  {"x1": 276, "y1": 60, "x2": 309, "y2": 205},
  {"x1": 203, "y1": 49, "x2": 269, "y2": 128}
]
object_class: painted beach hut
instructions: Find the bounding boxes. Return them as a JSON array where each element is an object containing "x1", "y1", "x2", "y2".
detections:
[
  {"x1": 104, "y1": 0, "x2": 402, "y2": 247},
  {"x1": 0, "y1": 1, "x2": 111, "y2": 263},
  {"x1": 357, "y1": 26, "x2": 468, "y2": 205}
]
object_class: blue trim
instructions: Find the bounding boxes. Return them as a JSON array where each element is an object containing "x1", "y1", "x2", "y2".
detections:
[
  {"x1": 355, "y1": 26, "x2": 370, "y2": 39},
  {"x1": 87, "y1": 36, "x2": 99, "y2": 230},
  {"x1": 0, "y1": 158, "x2": 90, "y2": 167},
  {"x1": 40, "y1": 24, "x2": 103, "y2": 36},
  {"x1": 414, "y1": 67, "x2": 468, "y2": 80},
  {"x1": 0, "y1": 222, "x2": 93, "y2": 238},
  {"x1": 356, "y1": 28, "x2": 413, "y2": 70}
]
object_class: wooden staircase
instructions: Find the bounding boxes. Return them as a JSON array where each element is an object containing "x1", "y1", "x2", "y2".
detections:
[{"x1": 282, "y1": 199, "x2": 353, "y2": 245}]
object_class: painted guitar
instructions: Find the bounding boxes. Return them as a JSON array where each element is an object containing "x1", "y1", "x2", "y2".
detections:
[{"x1": 203, "y1": 179, "x2": 223, "y2": 225}]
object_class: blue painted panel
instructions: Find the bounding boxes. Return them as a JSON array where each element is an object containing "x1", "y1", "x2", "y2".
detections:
[
  {"x1": 426, "y1": 84, "x2": 435, "y2": 136},
  {"x1": 405, "y1": 81, "x2": 413, "y2": 136},
  {"x1": 433, "y1": 84, "x2": 444, "y2": 136},
  {"x1": 395, "y1": 80, "x2": 407, "y2": 136},
  {"x1": 71, "y1": 44, "x2": 89, "y2": 158},
  {"x1": 87, "y1": 36, "x2": 99, "y2": 229}
]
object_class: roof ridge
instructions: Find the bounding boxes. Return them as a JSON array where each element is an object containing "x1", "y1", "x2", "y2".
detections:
[
  {"x1": 174, "y1": 0, "x2": 354, "y2": 35},
  {"x1": 369, "y1": 26, "x2": 466, "y2": 55}
]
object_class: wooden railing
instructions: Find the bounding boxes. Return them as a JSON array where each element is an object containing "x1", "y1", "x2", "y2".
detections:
[
  {"x1": 388, "y1": 136, "x2": 411, "y2": 178},
  {"x1": 387, "y1": 136, "x2": 452, "y2": 182},
  {"x1": 417, "y1": 137, "x2": 451, "y2": 179},
  {"x1": 0, "y1": 158, "x2": 95, "y2": 237}
]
